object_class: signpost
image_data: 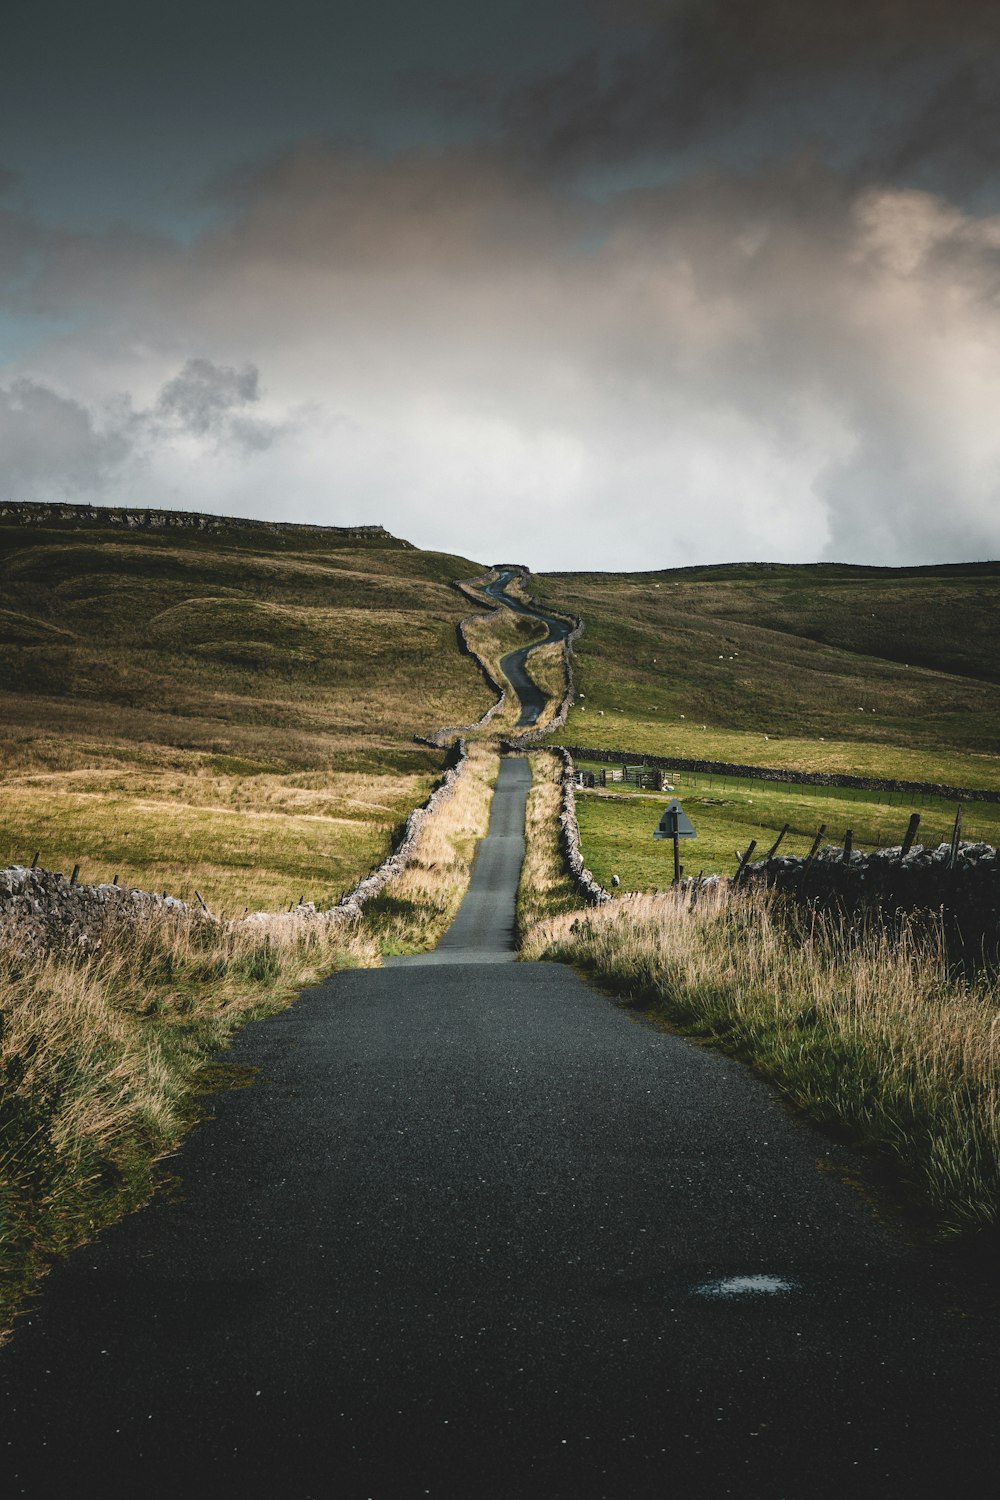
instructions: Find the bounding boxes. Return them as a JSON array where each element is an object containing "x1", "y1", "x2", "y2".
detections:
[{"x1": 653, "y1": 799, "x2": 697, "y2": 885}]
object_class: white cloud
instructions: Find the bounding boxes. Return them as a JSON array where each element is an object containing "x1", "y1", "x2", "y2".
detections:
[{"x1": 3, "y1": 146, "x2": 999, "y2": 566}]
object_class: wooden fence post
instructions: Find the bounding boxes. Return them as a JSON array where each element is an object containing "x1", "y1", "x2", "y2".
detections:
[
  {"x1": 734, "y1": 840, "x2": 757, "y2": 882},
  {"x1": 841, "y1": 830, "x2": 853, "y2": 863},
  {"x1": 948, "y1": 806, "x2": 963, "y2": 869},
  {"x1": 70, "y1": 864, "x2": 80, "y2": 886},
  {"x1": 765, "y1": 823, "x2": 789, "y2": 860},
  {"x1": 805, "y1": 824, "x2": 826, "y2": 864},
  {"x1": 30, "y1": 851, "x2": 40, "y2": 869},
  {"x1": 900, "y1": 813, "x2": 921, "y2": 859}
]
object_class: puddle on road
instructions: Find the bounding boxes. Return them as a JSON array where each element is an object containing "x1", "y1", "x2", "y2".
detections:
[{"x1": 693, "y1": 1274, "x2": 798, "y2": 1299}]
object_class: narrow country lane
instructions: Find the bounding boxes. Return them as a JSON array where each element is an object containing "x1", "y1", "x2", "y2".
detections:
[
  {"x1": 481, "y1": 570, "x2": 574, "y2": 726},
  {"x1": 1, "y1": 760, "x2": 998, "y2": 1498}
]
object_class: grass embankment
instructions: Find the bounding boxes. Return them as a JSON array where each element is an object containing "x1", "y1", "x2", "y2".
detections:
[
  {"x1": 359, "y1": 742, "x2": 499, "y2": 954},
  {"x1": 0, "y1": 910, "x2": 377, "y2": 1334},
  {"x1": 515, "y1": 752, "x2": 581, "y2": 939},
  {"x1": 0, "y1": 506, "x2": 496, "y2": 910},
  {"x1": 532, "y1": 563, "x2": 1000, "y2": 790},
  {"x1": 522, "y1": 641, "x2": 570, "y2": 730},
  {"x1": 573, "y1": 766, "x2": 1000, "y2": 885},
  {"x1": 461, "y1": 611, "x2": 547, "y2": 735},
  {"x1": 521, "y1": 886, "x2": 1000, "y2": 1240}
]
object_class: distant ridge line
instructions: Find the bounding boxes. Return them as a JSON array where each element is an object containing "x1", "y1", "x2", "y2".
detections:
[{"x1": 0, "y1": 500, "x2": 406, "y2": 546}]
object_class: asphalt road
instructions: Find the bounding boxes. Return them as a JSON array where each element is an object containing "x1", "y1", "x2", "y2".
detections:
[
  {"x1": 1, "y1": 760, "x2": 998, "y2": 1498},
  {"x1": 483, "y1": 570, "x2": 574, "y2": 726}
]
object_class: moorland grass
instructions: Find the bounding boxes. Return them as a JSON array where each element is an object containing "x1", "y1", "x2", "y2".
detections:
[
  {"x1": 521, "y1": 884, "x2": 1000, "y2": 1239},
  {"x1": 0, "y1": 510, "x2": 501, "y2": 909},
  {"x1": 572, "y1": 767, "x2": 1000, "y2": 885},
  {"x1": 461, "y1": 609, "x2": 547, "y2": 735},
  {"x1": 532, "y1": 563, "x2": 1000, "y2": 789}
]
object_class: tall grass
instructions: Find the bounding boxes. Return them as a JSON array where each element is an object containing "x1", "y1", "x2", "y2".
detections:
[
  {"x1": 360, "y1": 743, "x2": 498, "y2": 954},
  {"x1": 522, "y1": 641, "x2": 570, "y2": 730},
  {"x1": 515, "y1": 752, "x2": 582, "y2": 939},
  {"x1": 521, "y1": 884, "x2": 1000, "y2": 1238},
  {"x1": 0, "y1": 908, "x2": 376, "y2": 1333}
]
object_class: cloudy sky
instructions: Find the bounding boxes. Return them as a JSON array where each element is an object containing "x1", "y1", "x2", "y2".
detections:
[{"x1": 3, "y1": 1, "x2": 1000, "y2": 569}]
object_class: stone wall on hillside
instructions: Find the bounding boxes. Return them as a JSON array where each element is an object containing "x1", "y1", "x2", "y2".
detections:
[
  {"x1": 558, "y1": 744, "x2": 1000, "y2": 806},
  {"x1": 0, "y1": 500, "x2": 397, "y2": 545},
  {"x1": 417, "y1": 579, "x2": 510, "y2": 747},
  {"x1": 554, "y1": 750, "x2": 611, "y2": 907},
  {"x1": 741, "y1": 837, "x2": 998, "y2": 906},
  {"x1": 501, "y1": 573, "x2": 584, "y2": 748},
  {"x1": 0, "y1": 742, "x2": 469, "y2": 955}
]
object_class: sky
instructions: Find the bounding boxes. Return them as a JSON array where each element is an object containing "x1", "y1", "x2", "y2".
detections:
[{"x1": 3, "y1": 0, "x2": 1000, "y2": 570}]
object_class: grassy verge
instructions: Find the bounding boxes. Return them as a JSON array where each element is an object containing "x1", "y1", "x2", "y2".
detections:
[
  {"x1": 521, "y1": 885, "x2": 1000, "y2": 1240},
  {"x1": 0, "y1": 758, "x2": 441, "y2": 914},
  {"x1": 359, "y1": 743, "x2": 499, "y2": 955},
  {"x1": 515, "y1": 752, "x2": 581, "y2": 940},
  {"x1": 522, "y1": 641, "x2": 570, "y2": 730},
  {"x1": 461, "y1": 611, "x2": 547, "y2": 735},
  {"x1": 0, "y1": 909, "x2": 377, "y2": 1334},
  {"x1": 532, "y1": 563, "x2": 1000, "y2": 789},
  {"x1": 572, "y1": 766, "x2": 1000, "y2": 885}
]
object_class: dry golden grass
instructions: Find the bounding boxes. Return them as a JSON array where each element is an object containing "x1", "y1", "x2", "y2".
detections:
[
  {"x1": 0, "y1": 515, "x2": 496, "y2": 912},
  {"x1": 523, "y1": 641, "x2": 570, "y2": 730},
  {"x1": 0, "y1": 763, "x2": 438, "y2": 913},
  {"x1": 0, "y1": 906, "x2": 377, "y2": 1333},
  {"x1": 360, "y1": 742, "x2": 499, "y2": 953},
  {"x1": 461, "y1": 609, "x2": 547, "y2": 735},
  {"x1": 515, "y1": 752, "x2": 581, "y2": 938},
  {"x1": 522, "y1": 884, "x2": 1000, "y2": 1238}
]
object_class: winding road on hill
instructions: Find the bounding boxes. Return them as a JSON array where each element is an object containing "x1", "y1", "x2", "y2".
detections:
[
  {"x1": 482, "y1": 569, "x2": 576, "y2": 726},
  {"x1": 1, "y1": 701, "x2": 999, "y2": 1494}
]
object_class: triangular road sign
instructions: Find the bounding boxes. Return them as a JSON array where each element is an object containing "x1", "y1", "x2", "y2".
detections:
[{"x1": 653, "y1": 799, "x2": 697, "y2": 839}]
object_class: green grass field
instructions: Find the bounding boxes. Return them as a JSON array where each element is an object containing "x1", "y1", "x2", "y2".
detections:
[
  {"x1": 574, "y1": 763, "x2": 1000, "y2": 888},
  {"x1": 0, "y1": 506, "x2": 496, "y2": 908},
  {"x1": 532, "y1": 563, "x2": 1000, "y2": 790}
]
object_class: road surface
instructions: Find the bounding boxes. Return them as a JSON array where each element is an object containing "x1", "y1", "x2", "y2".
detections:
[
  {"x1": 482, "y1": 570, "x2": 575, "y2": 726},
  {"x1": 0, "y1": 759, "x2": 998, "y2": 1497}
]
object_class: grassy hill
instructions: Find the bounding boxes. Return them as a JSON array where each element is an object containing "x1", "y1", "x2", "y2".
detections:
[
  {"x1": 531, "y1": 562, "x2": 1000, "y2": 790},
  {"x1": 0, "y1": 504, "x2": 494, "y2": 911}
]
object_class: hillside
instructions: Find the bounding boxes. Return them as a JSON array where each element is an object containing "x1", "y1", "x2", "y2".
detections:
[
  {"x1": 0, "y1": 503, "x2": 493, "y2": 911},
  {"x1": 531, "y1": 562, "x2": 1000, "y2": 790}
]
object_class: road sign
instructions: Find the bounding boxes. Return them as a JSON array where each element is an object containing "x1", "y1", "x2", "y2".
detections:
[{"x1": 653, "y1": 800, "x2": 697, "y2": 840}]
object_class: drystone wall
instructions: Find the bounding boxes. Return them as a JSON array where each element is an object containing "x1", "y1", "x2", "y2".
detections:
[
  {"x1": 416, "y1": 578, "x2": 509, "y2": 747},
  {"x1": 0, "y1": 868, "x2": 191, "y2": 956},
  {"x1": 498, "y1": 573, "x2": 584, "y2": 749},
  {"x1": 507, "y1": 616, "x2": 585, "y2": 749},
  {"x1": 0, "y1": 500, "x2": 396, "y2": 545},
  {"x1": 739, "y1": 838, "x2": 1000, "y2": 950},
  {"x1": 555, "y1": 750, "x2": 611, "y2": 907},
  {"x1": 558, "y1": 744, "x2": 1000, "y2": 806},
  {"x1": 0, "y1": 742, "x2": 469, "y2": 955}
]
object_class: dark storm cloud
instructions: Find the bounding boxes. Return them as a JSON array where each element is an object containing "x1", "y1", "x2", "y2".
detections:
[
  {"x1": 2, "y1": 3, "x2": 999, "y2": 567},
  {"x1": 503, "y1": 0, "x2": 1000, "y2": 197},
  {"x1": 6, "y1": 134, "x2": 1000, "y2": 568}
]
